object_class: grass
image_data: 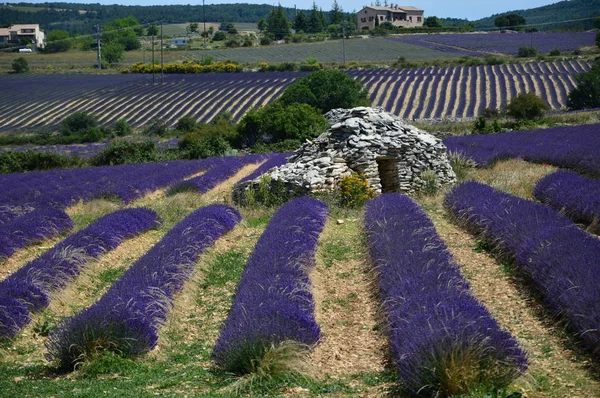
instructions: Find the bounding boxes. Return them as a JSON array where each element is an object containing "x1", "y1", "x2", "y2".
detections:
[{"x1": 1, "y1": 159, "x2": 600, "y2": 396}]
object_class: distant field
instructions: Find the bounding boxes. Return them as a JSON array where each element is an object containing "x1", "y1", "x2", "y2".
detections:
[
  {"x1": 0, "y1": 60, "x2": 589, "y2": 132},
  {"x1": 184, "y1": 37, "x2": 456, "y2": 63}
]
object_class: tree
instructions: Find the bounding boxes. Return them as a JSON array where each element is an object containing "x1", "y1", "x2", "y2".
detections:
[
  {"x1": 11, "y1": 57, "x2": 29, "y2": 73},
  {"x1": 308, "y1": 2, "x2": 325, "y2": 33},
  {"x1": 44, "y1": 30, "x2": 71, "y2": 53},
  {"x1": 266, "y1": 4, "x2": 290, "y2": 40},
  {"x1": 60, "y1": 111, "x2": 98, "y2": 135},
  {"x1": 597, "y1": 31, "x2": 600, "y2": 49},
  {"x1": 567, "y1": 61, "x2": 600, "y2": 110},
  {"x1": 329, "y1": 0, "x2": 344, "y2": 26},
  {"x1": 517, "y1": 46, "x2": 537, "y2": 57},
  {"x1": 147, "y1": 25, "x2": 159, "y2": 37},
  {"x1": 506, "y1": 92, "x2": 548, "y2": 120},
  {"x1": 103, "y1": 17, "x2": 141, "y2": 51},
  {"x1": 188, "y1": 22, "x2": 199, "y2": 34},
  {"x1": 294, "y1": 11, "x2": 309, "y2": 32},
  {"x1": 101, "y1": 42, "x2": 125, "y2": 65},
  {"x1": 279, "y1": 69, "x2": 371, "y2": 113},
  {"x1": 257, "y1": 18, "x2": 267, "y2": 33},
  {"x1": 494, "y1": 13, "x2": 526, "y2": 29},
  {"x1": 424, "y1": 16, "x2": 442, "y2": 28},
  {"x1": 237, "y1": 101, "x2": 328, "y2": 146}
]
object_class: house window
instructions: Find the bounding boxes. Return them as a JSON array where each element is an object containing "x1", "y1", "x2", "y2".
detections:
[
  {"x1": 361, "y1": 17, "x2": 366, "y2": 22},
  {"x1": 380, "y1": 16, "x2": 384, "y2": 21},
  {"x1": 365, "y1": 10, "x2": 368, "y2": 14},
  {"x1": 369, "y1": 16, "x2": 374, "y2": 21},
  {"x1": 417, "y1": 17, "x2": 422, "y2": 22}
]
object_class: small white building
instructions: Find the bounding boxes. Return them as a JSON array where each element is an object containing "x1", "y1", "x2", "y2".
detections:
[
  {"x1": 170, "y1": 38, "x2": 187, "y2": 47},
  {"x1": 0, "y1": 24, "x2": 45, "y2": 48},
  {"x1": 357, "y1": 5, "x2": 424, "y2": 30}
]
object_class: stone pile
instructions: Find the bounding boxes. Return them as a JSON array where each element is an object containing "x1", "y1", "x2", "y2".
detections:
[{"x1": 234, "y1": 107, "x2": 456, "y2": 199}]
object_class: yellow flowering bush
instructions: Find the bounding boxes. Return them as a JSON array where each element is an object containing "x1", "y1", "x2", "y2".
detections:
[{"x1": 339, "y1": 172, "x2": 375, "y2": 208}]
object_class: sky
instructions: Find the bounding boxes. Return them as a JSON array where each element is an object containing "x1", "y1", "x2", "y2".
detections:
[{"x1": 12, "y1": 0, "x2": 561, "y2": 21}]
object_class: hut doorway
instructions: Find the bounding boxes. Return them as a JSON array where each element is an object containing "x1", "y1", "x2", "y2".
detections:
[{"x1": 376, "y1": 158, "x2": 400, "y2": 193}]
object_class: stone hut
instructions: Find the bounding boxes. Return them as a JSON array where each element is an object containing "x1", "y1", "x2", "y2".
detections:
[{"x1": 235, "y1": 107, "x2": 456, "y2": 199}]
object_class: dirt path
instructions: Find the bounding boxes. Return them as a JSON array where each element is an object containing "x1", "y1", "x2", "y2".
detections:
[{"x1": 311, "y1": 217, "x2": 388, "y2": 379}]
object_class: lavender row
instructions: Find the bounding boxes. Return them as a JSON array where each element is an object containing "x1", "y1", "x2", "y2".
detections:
[
  {"x1": 363, "y1": 194, "x2": 526, "y2": 396},
  {"x1": 171, "y1": 154, "x2": 269, "y2": 194},
  {"x1": 46, "y1": 204, "x2": 241, "y2": 370},
  {"x1": 235, "y1": 152, "x2": 291, "y2": 185},
  {"x1": 0, "y1": 207, "x2": 73, "y2": 260},
  {"x1": 444, "y1": 181, "x2": 600, "y2": 360},
  {"x1": 0, "y1": 159, "x2": 214, "y2": 212},
  {"x1": 212, "y1": 197, "x2": 328, "y2": 373},
  {"x1": 0, "y1": 208, "x2": 159, "y2": 339},
  {"x1": 533, "y1": 170, "x2": 600, "y2": 228},
  {"x1": 443, "y1": 123, "x2": 600, "y2": 175}
]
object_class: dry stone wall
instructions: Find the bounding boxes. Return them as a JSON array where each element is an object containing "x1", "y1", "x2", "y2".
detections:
[{"x1": 234, "y1": 107, "x2": 456, "y2": 199}]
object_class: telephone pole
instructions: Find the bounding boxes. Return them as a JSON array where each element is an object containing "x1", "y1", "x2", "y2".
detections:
[
  {"x1": 203, "y1": 0, "x2": 206, "y2": 47},
  {"x1": 95, "y1": 24, "x2": 101, "y2": 70},
  {"x1": 160, "y1": 24, "x2": 164, "y2": 84}
]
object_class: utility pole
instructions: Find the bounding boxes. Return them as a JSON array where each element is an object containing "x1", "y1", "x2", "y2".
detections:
[
  {"x1": 95, "y1": 24, "x2": 101, "y2": 70},
  {"x1": 160, "y1": 24, "x2": 164, "y2": 84},
  {"x1": 341, "y1": 20, "x2": 347, "y2": 66},
  {"x1": 152, "y1": 32, "x2": 155, "y2": 84},
  {"x1": 203, "y1": 0, "x2": 206, "y2": 48}
]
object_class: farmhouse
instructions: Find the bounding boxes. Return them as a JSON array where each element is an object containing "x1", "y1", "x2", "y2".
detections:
[
  {"x1": 0, "y1": 24, "x2": 45, "y2": 48},
  {"x1": 357, "y1": 4, "x2": 424, "y2": 30}
]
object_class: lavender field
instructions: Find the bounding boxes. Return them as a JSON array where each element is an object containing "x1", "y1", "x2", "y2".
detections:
[
  {"x1": 0, "y1": 60, "x2": 590, "y2": 132},
  {"x1": 1, "y1": 146, "x2": 600, "y2": 396},
  {"x1": 388, "y1": 32, "x2": 596, "y2": 56}
]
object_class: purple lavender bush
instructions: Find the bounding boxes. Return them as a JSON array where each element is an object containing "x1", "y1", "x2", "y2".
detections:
[
  {"x1": 212, "y1": 197, "x2": 328, "y2": 374},
  {"x1": 443, "y1": 124, "x2": 600, "y2": 175},
  {"x1": 0, "y1": 207, "x2": 73, "y2": 260},
  {"x1": 0, "y1": 208, "x2": 159, "y2": 339},
  {"x1": 364, "y1": 194, "x2": 527, "y2": 396},
  {"x1": 533, "y1": 170, "x2": 600, "y2": 229},
  {"x1": 46, "y1": 204, "x2": 241, "y2": 370},
  {"x1": 445, "y1": 181, "x2": 600, "y2": 360}
]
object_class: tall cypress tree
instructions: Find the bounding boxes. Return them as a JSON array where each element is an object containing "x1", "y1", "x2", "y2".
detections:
[
  {"x1": 266, "y1": 4, "x2": 290, "y2": 39},
  {"x1": 329, "y1": 0, "x2": 344, "y2": 25},
  {"x1": 294, "y1": 11, "x2": 309, "y2": 32},
  {"x1": 308, "y1": 2, "x2": 324, "y2": 33}
]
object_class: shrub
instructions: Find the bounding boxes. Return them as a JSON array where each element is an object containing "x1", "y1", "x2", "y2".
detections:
[
  {"x1": 549, "y1": 49, "x2": 561, "y2": 56},
  {"x1": 567, "y1": 61, "x2": 600, "y2": 110},
  {"x1": 114, "y1": 118, "x2": 132, "y2": 136},
  {"x1": 506, "y1": 92, "x2": 548, "y2": 120},
  {"x1": 175, "y1": 116, "x2": 197, "y2": 133},
  {"x1": 278, "y1": 69, "x2": 371, "y2": 113},
  {"x1": 90, "y1": 140, "x2": 158, "y2": 166},
  {"x1": 237, "y1": 101, "x2": 328, "y2": 147},
  {"x1": 11, "y1": 57, "x2": 29, "y2": 73},
  {"x1": 179, "y1": 134, "x2": 231, "y2": 159},
  {"x1": 517, "y1": 46, "x2": 537, "y2": 57},
  {"x1": 142, "y1": 118, "x2": 169, "y2": 137},
  {"x1": 60, "y1": 111, "x2": 99, "y2": 136},
  {"x1": 213, "y1": 31, "x2": 226, "y2": 41},
  {"x1": 339, "y1": 172, "x2": 375, "y2": 208},
  {"x1": 473, "y1": 116, "x2": 502, "y2": 134},
  {"x1": 0, "y1": 151, "x2": 82, "y2": 174}
]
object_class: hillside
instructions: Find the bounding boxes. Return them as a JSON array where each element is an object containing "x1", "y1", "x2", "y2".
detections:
[{"x1": 474, "y1": 0, "x2": 600, "y2": 31}]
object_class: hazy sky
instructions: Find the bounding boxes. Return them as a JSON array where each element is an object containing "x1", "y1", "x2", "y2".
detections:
[{"x1": 13, "y1": 0, "x2": 561, "y2": 20}]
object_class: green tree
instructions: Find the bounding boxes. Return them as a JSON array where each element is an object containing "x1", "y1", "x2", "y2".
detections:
[
  {"x1": 147, "y1": 25, "x2": 159, "y2": 36},
  {"x1": 494, "y1": 13, "x2": 526, "y2": 29},
  {"x1": 424, "y1": 16, "x2": 442, "y2": 28},
  {"x1": 279, "y1": 69, "x2": 371, "y2": 113},
  {"x1": 188, "y1": 22, "x2": 199, "y2": 34},
  {"x1": 597, "y1": 31, "x2": 600, "y2": 49},
  {"x1": 237, "y1": 102, "x2": 328, "y2": 146},
  {"x1": 11, "y1": 57, "x2": 29, "y2": 73},
  {"x1": 506, "y1": 92, "x2": 548, "y2": 120},
  {"x1": 329, "y1": 0, "x2": 344, "y2": 26},
  {"x1": 44, "y1": 30, "x2": 71, "y2": 53},
  {"x1": 257, "y1": 18, "x2": 267, "y2": 33},
  {"x1": 103, "y1": 16, "x2": 141, "y2": 51},
  {"x1": 308, "y1": 2, "x2": 325, "y2": 33},
  {"x1": 60, "y1": 111, "x2": 98, "y2": 135},
  {"x1": 114, "y1": 118, "x2": 132, "y2": 136},
  {"x1": 293, "y1": 11, "x2": 309, "y2": 32},
  {"x1": 567, "y1": 61, "x2": 600, "y2": 110},
  {"x1": 101, "y1": 42, "x2": 125, "y2": 64},
  {"x1": 266, "y1": 4, "x2": 290, "y2": 40}
]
